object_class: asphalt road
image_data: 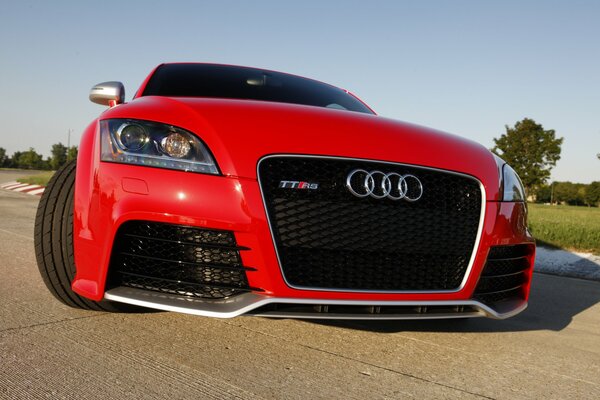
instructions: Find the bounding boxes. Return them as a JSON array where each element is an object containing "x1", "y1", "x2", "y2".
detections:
[{"x1": 1, "y1": 171, "x2": 599, "y2": 399}]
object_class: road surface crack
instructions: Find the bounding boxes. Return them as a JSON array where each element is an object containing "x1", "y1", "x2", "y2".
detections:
[
  {"x1": 222, "y1": 321, "x2": 496, "y2": 399},
  {"x1": 0, "y1": 313, "x2": 109, "y2": 334}
]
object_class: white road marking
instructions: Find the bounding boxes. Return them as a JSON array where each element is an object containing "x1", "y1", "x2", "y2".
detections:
[
  {"x1": 1, "y1": 181, "x2": 45, "y2": 196},
  {"x1": 2, "y1": 183, "x2": 29, "y2": 190},
  {"x1": 14, "y1": 184, "x2": 41, "y2": 192},
  {"x1": 28, "y1": 188, "x2": 45, "y2": 195}
]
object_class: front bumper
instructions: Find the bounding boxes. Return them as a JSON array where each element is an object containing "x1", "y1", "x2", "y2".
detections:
[{"x1": 73, "y1": 161, "x2": 535, "y2": 319}]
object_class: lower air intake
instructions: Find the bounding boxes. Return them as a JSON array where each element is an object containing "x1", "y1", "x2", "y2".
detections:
[
  {"x1": 473, "y1": 244, "x2": 533, "y2": 305},
  {"x1": 108, "y1": 221, "x2": 254, "y2": 299}
]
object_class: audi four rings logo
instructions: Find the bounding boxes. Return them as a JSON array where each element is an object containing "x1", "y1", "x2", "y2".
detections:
[{"x1": 346, "y1": 169, "x2": 424, "y2": 201}]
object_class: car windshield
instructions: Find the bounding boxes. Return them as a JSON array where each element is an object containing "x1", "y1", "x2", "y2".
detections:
[{"x1": 141, "y1": 64, "x2": 374, "y2": 114}]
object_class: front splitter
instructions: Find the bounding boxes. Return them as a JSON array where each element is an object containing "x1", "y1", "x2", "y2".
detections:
[{"x1": 104, "y1": 286, "x2": 527, "y2": 320}]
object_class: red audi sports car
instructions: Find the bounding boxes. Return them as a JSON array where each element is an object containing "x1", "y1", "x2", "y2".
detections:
[{"x1": 35, "y1": 63, "x2": 535, "y2": 320}]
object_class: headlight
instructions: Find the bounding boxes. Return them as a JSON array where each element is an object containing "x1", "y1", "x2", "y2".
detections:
[
  {"x1": 493, "y1": 154, "x2": 525, "y2": 202},
  {"x1": 502, "y1": 164, "x2": 525, "y2": 201},
  {"x1": 100, "y1": 119, "x2": 219, "y2": 174}
]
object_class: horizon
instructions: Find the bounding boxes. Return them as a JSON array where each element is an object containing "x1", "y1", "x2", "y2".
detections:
[{"x1": 0, "y1": 1, "x2": 598, "y2": 183}]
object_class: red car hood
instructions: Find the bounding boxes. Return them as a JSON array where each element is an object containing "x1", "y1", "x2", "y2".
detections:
[{"x1": 103, "y1": 96, "x2": 500, "y2": 200}]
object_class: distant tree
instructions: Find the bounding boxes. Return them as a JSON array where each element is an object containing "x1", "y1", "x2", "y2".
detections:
[
  {"x1": 16, "y1": 148, "x2": 44, "y2": 169},
  {"x1": 553, "y1": 181, "x2": 586, "y2": 205},
  {"x1": 67, "y1": 146, "x2": 78, "y2": 162},
  {"x1": 42, "y1": 157, "x2": 52, "y2": 171},
  {"x1": 492, "y1": 118, "x2": 563, "y2": 195},
  {"x1": 553, "y1": 182, "x2": 574, "y2": 204},
  {"x1": 534, "y1": 184, "x2": 552, "y2": 203},
  {"x1": 50, "y1": 143, "x2": 68, "y2": 170},
  {"x1": 576, "y1": 185, "x2": 587, "y2": 206},
  {"x1": 0, "y1": 147, "x2": 6, "y2": 167},
  {"x1": 9, "y1": 151, "x2": 22, "y2": 168},
  {"x1": 584, "y1": 181, "x2": 600, "y2": 206}
]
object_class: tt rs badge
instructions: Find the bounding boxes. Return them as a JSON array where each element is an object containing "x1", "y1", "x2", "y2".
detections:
[{"x1": 279, "y1": 180, "x2": 319, "y2": 190}]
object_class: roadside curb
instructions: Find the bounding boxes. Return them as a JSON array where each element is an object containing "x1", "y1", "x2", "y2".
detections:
[
  {"x1": 535, "y1": 246, "x2": 600, "y2": 282},
  {"x1": 0, "y1": 181, "x2": 45, "y2": 196}
]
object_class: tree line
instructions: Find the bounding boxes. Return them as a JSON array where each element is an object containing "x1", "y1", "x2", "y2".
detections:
[
  {"x1": 533, "y1": 181, "x2": 600, "y2": 207},
  {"x1": 0, "y1": 144, "x2": 78, "y2": 171}
]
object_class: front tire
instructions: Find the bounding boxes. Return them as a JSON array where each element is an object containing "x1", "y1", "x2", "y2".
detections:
[{"x1": 34, "y1": 160, "x2": 126, "y2": 311}]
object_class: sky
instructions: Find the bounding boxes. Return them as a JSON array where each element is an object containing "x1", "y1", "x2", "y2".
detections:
[{"x1": 0, "y1": 0, "x2": 598, "y2": 183}]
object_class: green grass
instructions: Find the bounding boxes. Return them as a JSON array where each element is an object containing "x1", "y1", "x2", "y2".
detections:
[
  {"x1": 16, "y1": 171, "x2": 54, "y2": 186},
  {"x1": 528, "y1": 203, "x2": 600, "y2": 255}
]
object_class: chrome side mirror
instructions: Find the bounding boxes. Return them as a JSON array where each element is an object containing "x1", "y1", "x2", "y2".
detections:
[{"x1": 89, "y1": 81, "x2": 125, "y2": 106}]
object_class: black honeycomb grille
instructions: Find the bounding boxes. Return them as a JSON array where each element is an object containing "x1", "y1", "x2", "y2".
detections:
[
  {"x1": 108, "y1": 221, "x2": 254, "y2": 299},
  {"x1": 474, "y1": 244, "x2": 533, "y2": 305},
  {"x1": 258, "y1": 156, "x2": 483, "y2": 291}
]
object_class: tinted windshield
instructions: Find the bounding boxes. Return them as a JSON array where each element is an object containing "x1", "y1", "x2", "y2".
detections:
[{"x1": 142, "y1": 64, "x2": 373, "y2": 114}]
